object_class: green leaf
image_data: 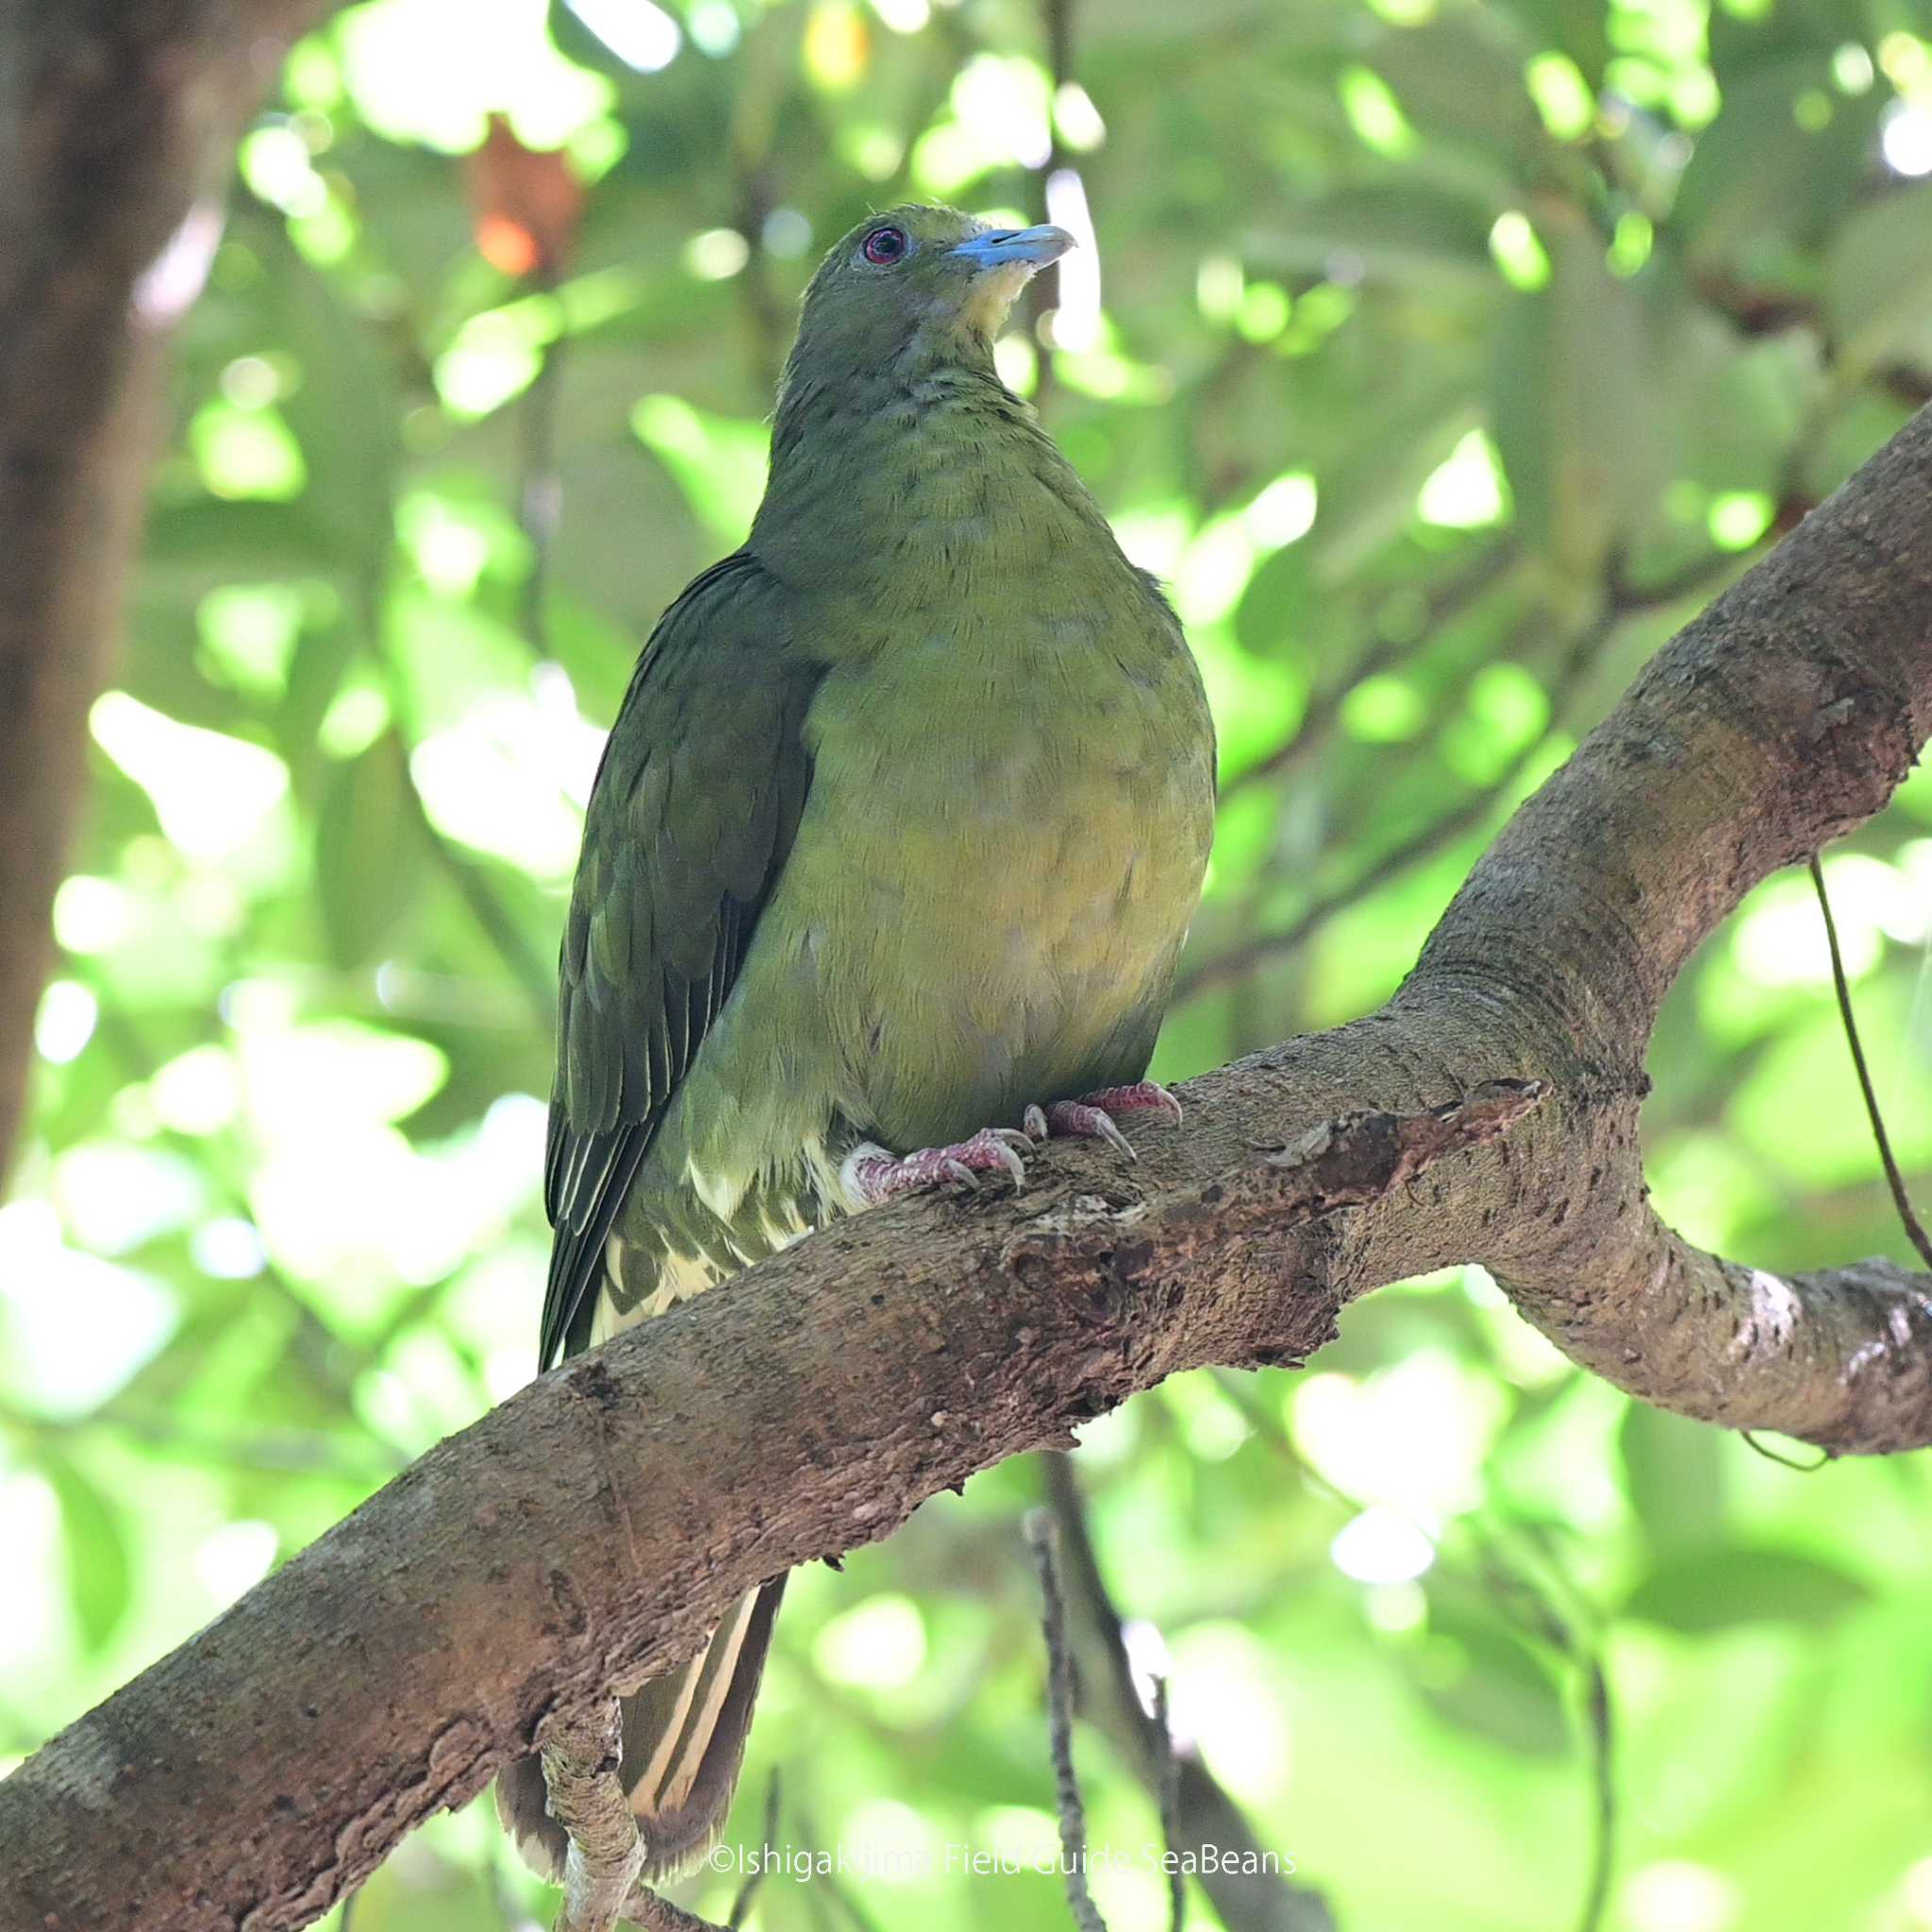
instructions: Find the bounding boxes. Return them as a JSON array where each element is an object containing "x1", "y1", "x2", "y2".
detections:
[
  {"x1": 1708, "y1": 0, "x2": 1873, "y2": 87},
  {"x1": 389, "y1": 588, "x2": 532, "y2": 736},
  {"x1": 1825, "y1": 184, "x2": 1932, "y2": 378},
  {"x1": 1675, "y1": 62, "x2": 1885, "y2": 275},
  {"x1": 1621, "y1": 1401, "x2": 1728, "y2": 1554},
  {"x1": 1304, "y1": 370, "x2": 1474, "y2": 581},
  {"x1": 1079, "y1": 0, "x2": 1278, "y2": 43},
  {"x1": 1490, "y1": 0, "x2": 1609, "y2": 87},
  {"x1": 1415, "y1": 1602, "x2": 1572, "y2": 1757},
  {"x1": 315, "y1": 732, "x2": 423, "y2": 969},
  {"x1": 278, "y1": 618, "x2": 358, "y2": 774},
  {"x1": 1490, "y1": 216, "x2": 1674, "y2": 578},
  {"x1": 143, "y1": 498, "x2": 342, "y2": 585},
  {"x1": 629, "y1": 394, "x2": 769, "y2": 547},
  {"x1": 1622, "y1": 1547, "x2": 1872, "y2": 1632},
  {"x1": 1254, "y1": 186, "x2": 1497, "y2": 285},
  {"x1": 268, "y1": 235, "x2": 401, "y2": 564},
  {"x1": 1363, "y1": 14, "x2": 1542, "y2": 151},
  {"x1": 43, "y1": 1454, "x2": 135, "y2": 1656}
]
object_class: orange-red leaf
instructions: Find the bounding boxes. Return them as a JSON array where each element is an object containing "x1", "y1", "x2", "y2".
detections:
[{"x1": 465, "y1": 112, "x2": 584, "y2": 280}]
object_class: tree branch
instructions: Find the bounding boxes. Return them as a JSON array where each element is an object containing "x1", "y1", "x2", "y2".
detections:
[
  {"x1": 0, "y1": 0, "x2": 342, "y2": 1186},
  {"x1": 537, "y1": 1704, "x2": 728, "y2": 1932},
  {"x1": 1024, "y1": 1512, "x2": 1112, "y2": 1932},
  {"x1": 0, "y1": 1088, "x2": 1540, "y2": 1931},
  {"x1": 541, "y1": 1701, "x2": 648, "y2": 1932}
]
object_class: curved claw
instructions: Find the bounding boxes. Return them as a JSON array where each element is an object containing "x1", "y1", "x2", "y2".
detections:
[
  {"x1": 1024, "y1": 1081, "x2": 1185, "y2": 1161},
  {"x1": 980, "y1": 1133, "x2": 1029, "y2": 1189},
  {"x1": 1041, "y1": 1100, "x2": 1137, "y2": 1159}
]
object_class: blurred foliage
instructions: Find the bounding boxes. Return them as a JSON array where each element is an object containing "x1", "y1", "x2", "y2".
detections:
[{"x1": 8, "y1": 0, "x2": 1932, "y2": 1928}]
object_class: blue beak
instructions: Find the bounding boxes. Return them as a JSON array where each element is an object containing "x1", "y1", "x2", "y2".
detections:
[{"x1": 949, "y1": 224, "x2": 1076, "y2": 271}]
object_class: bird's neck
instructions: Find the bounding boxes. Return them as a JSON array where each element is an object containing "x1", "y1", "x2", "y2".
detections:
[{"x1": 751, "y1": 343, "x2": 1109, "y2": 599}]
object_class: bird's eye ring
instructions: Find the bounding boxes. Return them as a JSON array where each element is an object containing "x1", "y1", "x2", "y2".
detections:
[{"x1": 861, "y1": 225, "x2": 909, "y2": 266}]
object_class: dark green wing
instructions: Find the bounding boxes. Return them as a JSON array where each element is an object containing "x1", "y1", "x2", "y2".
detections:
[{"x1": 541, "y1": 551, "x2": 819, "y2": 1370}]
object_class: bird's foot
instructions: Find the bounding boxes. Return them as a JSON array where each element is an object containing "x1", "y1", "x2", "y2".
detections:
[
  {"x1": 1021, "y1": 1081, "x2": 1184, "y2": 1162},
  {"x1": 841, "y1": 1127, "x2": 1034, "y2": 1204}
]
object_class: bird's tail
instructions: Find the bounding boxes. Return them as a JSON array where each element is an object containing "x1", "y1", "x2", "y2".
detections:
[{"x1": 496, "y1": 1577, "x2": 786, "y2": 1882}]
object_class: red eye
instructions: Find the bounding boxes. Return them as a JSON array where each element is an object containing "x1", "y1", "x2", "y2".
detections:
[{"x1": 861, "y1": 225, "x2": 908, "y2": 266}]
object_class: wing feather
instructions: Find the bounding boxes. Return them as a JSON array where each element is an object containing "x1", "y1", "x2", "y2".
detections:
[{"x1": 539, "y1": 552, "x2": 819, "y2": 1369}]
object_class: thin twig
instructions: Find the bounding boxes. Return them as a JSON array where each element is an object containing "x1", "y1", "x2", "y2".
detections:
[
  {"x1": 1182, "y1": 544, "x2": 1746, "y2": 996},
  {"x1": 1037, "y1": 1457, "x2": 1154, "y2": 1751},
  {"x1": 1575, "y1": 1661, "x2": 1613, "y2": 1932},
  {"x1": 794, "y1": 1804, "x2": 885, "y2": 1932},
  {"x1": 1025, "y1": 0, "x2": 1075, "y2": 410},
  {"x1": 727, "y1": 1770, "x2": 783, "y2": 1931},
  {"x1": 518, "y1": 274, "x2": 564, "y2": 662},
  {"x1": 1184, "y1": 617, "x2": 1613, "y2": 995},
  {"x1": 1212, "y1": 1376, "x2": 1622, "y2": 1931},
  {"x1": 1465, "y1": 1533, "x2": 1619, "y2": 1932},
  {"x1": 1039, "y1": 1450, "x2": 1335, "y2": 1932},
  {"x1": 1025, "y1": 1510, "x2": 1111, "y2": 1932},
  {"x1": 1724, "y1": 266, "x2": 1932, "y2": 525},
  {"x1": 814, "y1": 1860, "x2": 884, "y2": 1932},
  {"x1": 793, "y1": 1865, "x2": 840, "y2": 1932},
  {"x1": 622, "y1": 1889, "x2": 735, "y2": 1932},
  {"x1": 1182, "y1": 736, "x2": 1549, "y2": 997},
  {"x1": 733, "y1": 169, "x2": 788, "y2": 400},
  {"x1": 1740, "y1": 1428, "x2": 1832, "y2": 1473},
  {"x1": 1809, "y1": 853, "x2": 1932, "y2": 1270},
  {"x1": 1150, "y1": 1678, "x2": 1185, "y2": 1932}
]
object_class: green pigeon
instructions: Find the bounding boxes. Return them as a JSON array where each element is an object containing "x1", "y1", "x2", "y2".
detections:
[{"x1": 497, "y1": 204, "x2": 1216, "y2": 1883}]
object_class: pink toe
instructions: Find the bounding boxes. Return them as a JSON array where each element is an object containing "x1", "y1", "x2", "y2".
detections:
[
  {"x1": 1080, "y1": 1081, "x2": 1184, "y2": 1126},
  {"x1": 857, "y1": 1127, "x2": 1029, "y2": 1201}
]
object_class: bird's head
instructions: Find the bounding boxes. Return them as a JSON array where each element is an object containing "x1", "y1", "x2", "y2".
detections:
[{"x1": 787, "y1": 204, "x2": 1074, "y2": 380}]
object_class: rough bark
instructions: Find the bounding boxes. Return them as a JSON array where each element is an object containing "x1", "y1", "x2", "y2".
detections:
[
  {"x1": 2, "y1": 397, "x2": 1932, "y2": 1926},
  {"x1": 0, "y1": 0, "x2": 331, "y2": 1184}
]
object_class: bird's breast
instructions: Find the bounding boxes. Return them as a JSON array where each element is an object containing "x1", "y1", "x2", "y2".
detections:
[{"x1": 788, "y1": 602, "x2": 1215, "y2": 1146}]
